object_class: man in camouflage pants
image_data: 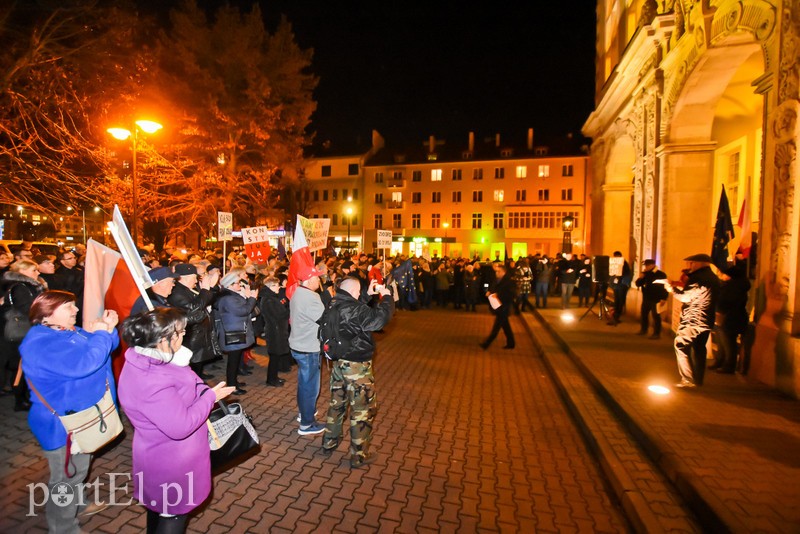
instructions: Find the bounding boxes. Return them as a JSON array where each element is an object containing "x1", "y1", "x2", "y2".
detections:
[{"x1": 322, "y1": 277, "x2": 394, "y2": 468}]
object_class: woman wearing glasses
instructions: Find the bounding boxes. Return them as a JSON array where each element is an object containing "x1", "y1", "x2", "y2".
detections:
[
  {"x1": 213, "y1": 269, "x2": 258, "y2": 395},
  {"x1": 119, "y1": 308, "x2": 234, "y2": 533}
]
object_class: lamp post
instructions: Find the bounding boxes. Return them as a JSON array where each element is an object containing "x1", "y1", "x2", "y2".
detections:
[
  {"x1": 443, "y1": 221, "x2": 449, "y2": 257},
  {"x1": 107, "y1": 120, "x2": 163, "y2": 246},
  {"x1": 346, "y1": 206, "x2": 353, "y2": 253},
  {"x1": 561, "y1": 215, "x2": 574, "y2": 254}
]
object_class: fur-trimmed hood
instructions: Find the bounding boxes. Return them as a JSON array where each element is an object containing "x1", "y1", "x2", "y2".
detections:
[{"x1": 1, "y1": 271, "x2": 45, "y2": 293}]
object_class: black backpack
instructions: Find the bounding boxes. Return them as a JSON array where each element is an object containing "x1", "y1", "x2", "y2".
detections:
[{"x1": 317, "y1": 298, "x2": 350, "y2": 361}]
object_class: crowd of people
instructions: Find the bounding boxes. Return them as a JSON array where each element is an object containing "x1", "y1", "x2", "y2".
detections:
[{"x1": 0, "y1": 239, "x2": 752, "y2": 532}]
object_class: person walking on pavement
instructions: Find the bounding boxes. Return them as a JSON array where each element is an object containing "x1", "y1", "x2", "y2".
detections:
[
  {"x1": 480, "y1": 263, "x2": 516, "y2": 350},
  {"x1": 664, "y1": 253, "x2": 720, "y2": 388},
  {"x1": 321, "y1": 277, "x2": 394, "y2": 468},
  {"x1": 634, "y1": 259, "x2": 668, "y2": 339},
  {"x1": 607, "y1": 251, "x2": 632, "y2": 325},
  {"x1": 289, "y1": 267, "x2": 327, "y2": 435}
]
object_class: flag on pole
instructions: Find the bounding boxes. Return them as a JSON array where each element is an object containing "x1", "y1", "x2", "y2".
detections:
[
  {"x1": 736, "y1": 187, "x2": 752, "y2": 259},
  {"x1": 286, "y1": 215, "x2": 323, "y2": 300},
  {"x1": 83, "y1": 239, "x2": 141, "y2": 380},
  {"x1": 711, "y1": 186, "x2": 735, "y2": 271}
]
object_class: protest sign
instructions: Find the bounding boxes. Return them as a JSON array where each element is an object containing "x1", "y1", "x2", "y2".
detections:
[
  {"x1": 298, "y1": 215, "x2": 330, "y2": 252},
  {"x1": 377, "y1": 229, "x2": 392, "y2": 249},
  {"x1": 217, "y1": 212, "x2": 233, "y2": 241},
  {"x1": 242, "y1": 225, "x2": 271, "y2": 263}
]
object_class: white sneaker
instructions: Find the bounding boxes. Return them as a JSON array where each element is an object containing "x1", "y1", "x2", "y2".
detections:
[{"x1": 297, "y1": 410, "x2": 319, "y2": 423}]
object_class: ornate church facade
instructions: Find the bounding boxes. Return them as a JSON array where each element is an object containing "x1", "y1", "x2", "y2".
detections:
[{"x1": 583, "y1": 0, "x2": 800, "y2": 396}]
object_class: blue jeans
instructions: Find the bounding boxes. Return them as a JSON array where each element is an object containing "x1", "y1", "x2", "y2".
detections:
[
  {"x1": 291, "y1": 350, "x2": 321, "y2": 426},
  {"x1": 535, "y1": 281, "x2": 549, "y2": 308}
]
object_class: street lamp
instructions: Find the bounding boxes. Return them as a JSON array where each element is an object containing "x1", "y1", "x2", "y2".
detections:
[
  {"x1": 443, "y1": 221, "x2": 449, "y2": 257},
  {"x1": 107, "y1": 120, "x2": 163, "y2": 246},
  {"x1": 346, "y1": 206, "x2": 353, "y2": 253},
  {"x1": 562, "y1": 215, "x2": 574, "y2": 254}
]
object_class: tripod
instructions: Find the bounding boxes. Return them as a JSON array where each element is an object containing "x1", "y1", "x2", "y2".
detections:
[{"x1": 580, "y1": 282, "x2": 611, "y2": 321}]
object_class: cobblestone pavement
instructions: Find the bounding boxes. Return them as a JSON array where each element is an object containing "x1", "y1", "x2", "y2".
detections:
[
  {"x1": 0, "y1": 306, "x2": 629, "y2": 533},
  {"x1": 529, "y1": 304, "x2": 800, "y2": 533}
]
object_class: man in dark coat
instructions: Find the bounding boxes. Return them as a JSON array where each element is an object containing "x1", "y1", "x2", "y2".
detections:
[
  {"x1": 129, "y1": 266, "x2": 178, "y2": 316},
  {"x1": 607, "y1": 250, "x2": 632, "y2": 325},
  {"x1": 167, "y1": 263, "x2": 219, "y2": 379},
  {"x1": 52, "y1": 249, "x2": 84, "y2": 322},
  {"x1": 634, "y1": 259, "x2": 668, "y2": 339},
  {"x1": 480, "y1": 263, "x2": 516, "y2": 350},
  {"x1": 321, "y1": 276, "x2": 394, "y2": 468},
  {"x1": 712, "y1": 265, "x2": 750, "y2": 374}
]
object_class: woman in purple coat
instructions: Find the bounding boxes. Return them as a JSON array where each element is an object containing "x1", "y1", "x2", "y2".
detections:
[{"x1": 118, "y1": 308, "x2": 234, "y2": 533}]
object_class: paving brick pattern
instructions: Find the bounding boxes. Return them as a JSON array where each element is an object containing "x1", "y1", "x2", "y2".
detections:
[
  {"x1": 0, "y1": 307, "x2": 628, "y2": 533},
  {"x1": 533, "y1": 305, "x2": 800, "y2": 533}
]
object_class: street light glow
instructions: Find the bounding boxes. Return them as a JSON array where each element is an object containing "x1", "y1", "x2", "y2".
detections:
[
  {"x1": 135, "y1": 120, "x2": 163, "y2": 134},
  {"x1": 107, "y1": 127, "x2": 132, "y2": 140},
  {"x1": 648, "y1": 385, "x2": 671, "y2": 395}
]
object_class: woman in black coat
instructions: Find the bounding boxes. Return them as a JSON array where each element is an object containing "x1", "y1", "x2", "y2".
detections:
[
  {"x1": 259, "y1": 277, "x2": 290, "y2": 386},
  {"x1": 0, "y1": 260, "x2": 46, "y2": 410}
]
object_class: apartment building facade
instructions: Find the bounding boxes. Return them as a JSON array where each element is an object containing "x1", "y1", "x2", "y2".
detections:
[{"x1": 306, "y1": 131, "x2": 591, "y2": 260}]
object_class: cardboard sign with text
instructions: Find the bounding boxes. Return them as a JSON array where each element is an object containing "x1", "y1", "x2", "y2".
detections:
[
  {"x1": 217, "y1": 212, "x2": 233, "y2": 241},
  {"x1": 377, "y1": 229, "x2": 393, "y2": 249},
  {"x1": 242, "y1": 225, "x2": 271, "y2": 263},
  {"x1": 298, "y1": 216, "x2": 330, "y2": 252}
]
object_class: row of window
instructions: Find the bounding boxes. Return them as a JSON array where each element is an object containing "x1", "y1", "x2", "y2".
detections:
[
  {"x1": 373, "y1": 164, "x2": 574, "y2": 183},
  {"x1": 374, "y1": 211, "x2": 578, "y2": 231},
  {"x1": 320, "y1": 163, "x2": 360, "y2": 177},
  {"x1": 309, "y1": 214, "x2": 358, "y2": 226},
  {"x1": 374, "y1": 189, "x2": 574, "y2": 204},
  {"x1": 300, "y1": 188, "x2": 360, "y2": 203}
]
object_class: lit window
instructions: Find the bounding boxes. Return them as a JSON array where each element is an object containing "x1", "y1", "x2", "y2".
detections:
[
  {"x1": 431, "y1": 169, "x2": 442, "y2": 181},
  {"x1": 493, "y1": 190, "x2": 504, "y2": 202},
  {"x1": 516, "y1": 165, "x2": 527, "y2": 178},
  {"x1": 392, "y1": 191, "x2": 403, "y2": 202},
  {"x1": 538, "y1": 165, "x2": 550, "y2": 178}
]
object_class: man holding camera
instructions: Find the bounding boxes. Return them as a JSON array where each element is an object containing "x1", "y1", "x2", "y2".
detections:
[{"x1": 321, "y1": 277, "x2": 394, "y2": 468}]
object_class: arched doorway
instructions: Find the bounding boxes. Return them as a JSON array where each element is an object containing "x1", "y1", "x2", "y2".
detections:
[{"x1": 661, "y1": 39, "x2": 764, "y2": 276}]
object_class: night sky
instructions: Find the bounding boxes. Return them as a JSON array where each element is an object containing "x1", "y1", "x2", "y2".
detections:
[{"x1": 146, "y1": 1, "x2": 598, "y2": 151}]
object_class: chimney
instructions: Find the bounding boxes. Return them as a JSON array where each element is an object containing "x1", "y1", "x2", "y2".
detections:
[
  {"x1": 468, "y1": 131, "x2": 475, "y2": 152},
  {"x1": 495, "y1": 133, "x2": 501, "y2": 147},
  {"x1": 372, "y1": 130, "x2": 385, "y2": 150},
  {"x1": 429, "y1": 135, "x2": 436, "y2": 153},
  {"x1": 527, "y1": 128, "x2": 534, "y2": 151}
]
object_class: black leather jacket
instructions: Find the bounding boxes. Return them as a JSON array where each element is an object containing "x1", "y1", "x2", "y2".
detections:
[{"x1": 330, "y1": 288, "x2": 394, "y2": 363}]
